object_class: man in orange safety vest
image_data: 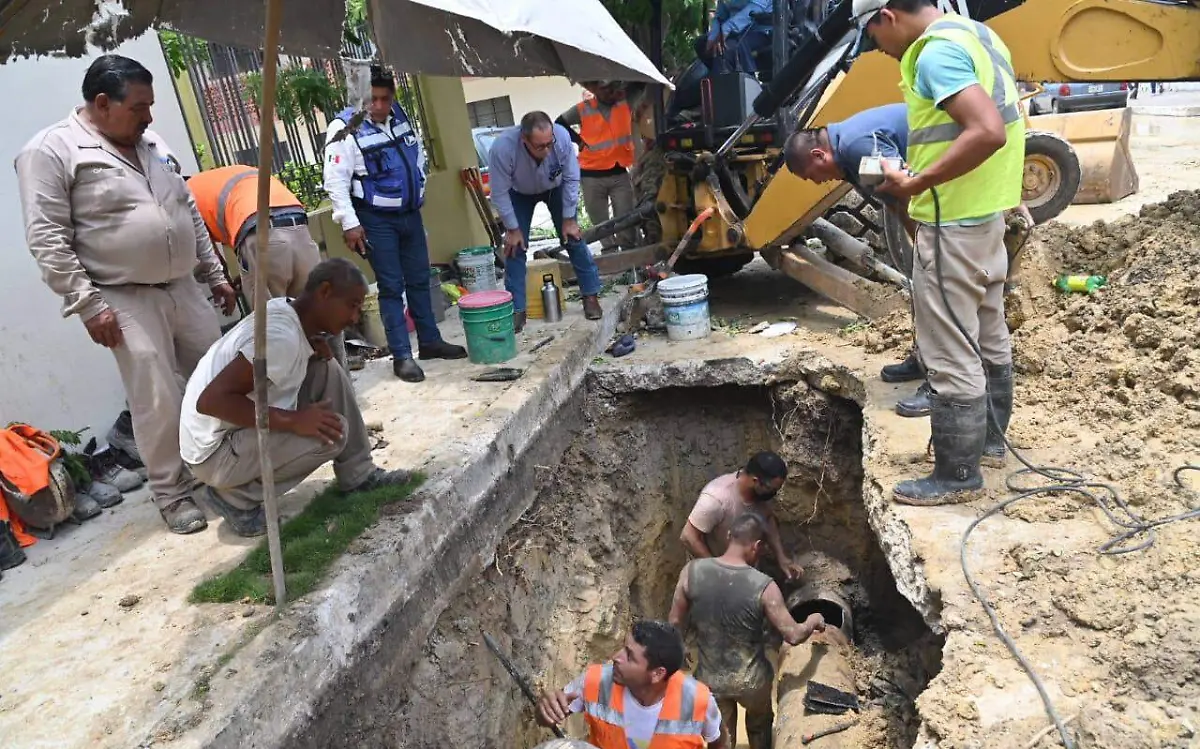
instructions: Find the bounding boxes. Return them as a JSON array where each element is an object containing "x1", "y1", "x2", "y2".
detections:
[
  {"x1": 536, "y1": 620, "x2": 730, "y2": 749},
  {"x1": 557, "y1": 82, "x2": 641, "y2": 254}
]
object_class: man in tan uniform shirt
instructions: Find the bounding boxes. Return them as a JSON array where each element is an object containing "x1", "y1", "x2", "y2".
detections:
[{"x1": 15, "y1": 54, "x2": 237, "y2": 534}]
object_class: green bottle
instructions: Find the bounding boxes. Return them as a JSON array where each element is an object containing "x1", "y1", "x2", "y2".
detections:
[{"x1": 1054, "y1": 274, "x2": 1107, "y2": 294}]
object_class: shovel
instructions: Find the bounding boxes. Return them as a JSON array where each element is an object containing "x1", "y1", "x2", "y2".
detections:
[{"x1": 620, "y1": 207, "x2": 715, "y2": 333}]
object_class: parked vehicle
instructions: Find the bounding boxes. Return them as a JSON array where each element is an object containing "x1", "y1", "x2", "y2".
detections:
[
  {"x1": 1030, "y1": 82, "x2": 1130, "y2": 114},
  {"x1": 470, "y1": 126, "x2": 509, "y2": 197}
]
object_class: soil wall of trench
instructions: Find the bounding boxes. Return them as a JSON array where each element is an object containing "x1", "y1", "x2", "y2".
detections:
[{"x1": 285, "y1": 370, "x2": 942, "y2": 749}]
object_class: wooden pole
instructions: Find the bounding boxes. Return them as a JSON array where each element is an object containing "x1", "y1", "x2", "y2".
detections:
[{"x1": 253, "y1": 0, "x2": 287, "y2": 610}]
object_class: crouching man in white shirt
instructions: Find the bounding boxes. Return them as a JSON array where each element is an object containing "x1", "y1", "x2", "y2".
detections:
[{"x1": 180, "y1": 258, "x2": 411, "y2": 537}]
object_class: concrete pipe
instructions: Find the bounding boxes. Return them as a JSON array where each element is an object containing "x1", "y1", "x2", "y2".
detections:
[{"x1": 775, "y1": 588, "x2": 860, "y2": 747}]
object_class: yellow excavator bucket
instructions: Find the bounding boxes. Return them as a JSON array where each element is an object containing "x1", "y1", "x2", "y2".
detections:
[{"x1": 1028, "y1": 107, "x2": 1138, "y2": 204}]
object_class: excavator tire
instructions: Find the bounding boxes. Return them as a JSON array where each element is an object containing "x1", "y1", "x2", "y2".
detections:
[
  {"x1": 823, "y1": 189, "x2": 887, "y2": 254},
  {"x1": 1023, "y1": 130, "x2": 1083, "y2": 225}
]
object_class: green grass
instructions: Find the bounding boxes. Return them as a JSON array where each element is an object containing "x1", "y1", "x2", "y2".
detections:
[{"x1": 190, "y1": 473, "x2": 424, "y2": 604}]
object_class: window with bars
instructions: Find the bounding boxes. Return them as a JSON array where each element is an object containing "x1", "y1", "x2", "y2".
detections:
[{"x1": 467, "y1": 96, "x2": 515, "y2": 129}]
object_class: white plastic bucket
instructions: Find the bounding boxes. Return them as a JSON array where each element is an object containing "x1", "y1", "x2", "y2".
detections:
[
  {"x1": 457, "y1": 247, "x2": 499, "y2": 293},
  {"x1": 658, "y1": 274, "x2": 711, "y2": 341}
]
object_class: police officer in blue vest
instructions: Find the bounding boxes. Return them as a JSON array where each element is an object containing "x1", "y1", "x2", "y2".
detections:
[{"x1": 324, "y1": 66, "x2": 466, "y2": 382}]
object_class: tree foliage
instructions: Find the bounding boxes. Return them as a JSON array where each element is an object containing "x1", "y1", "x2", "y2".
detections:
[
  {"x1": 600, "y1": 0, "x2": 708, "y2": 75},
  {"x1": 243, "y1": 65, "x2": 346, "y2": 127},
  {"x1": 158, "y1": 29, "x2": 210, "y2": 78}
]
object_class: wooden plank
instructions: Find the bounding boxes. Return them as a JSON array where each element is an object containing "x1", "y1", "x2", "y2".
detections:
[
  {"x1": 779, "y1": 248, "x2": 907, "y2": 320},
  {"x1": 555, "y1": 244, "x2": 665, "y2": 282}
]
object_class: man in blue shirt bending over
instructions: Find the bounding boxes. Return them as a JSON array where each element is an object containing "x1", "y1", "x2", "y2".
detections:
[
  {"x1": 696, "y1": 0, "x2": 775, "y2": 75},
  {"x1": 488, "y1": 111, "x2": 603, "y2": 333}
]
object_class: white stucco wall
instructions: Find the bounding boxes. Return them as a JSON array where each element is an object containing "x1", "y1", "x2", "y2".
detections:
[
  {"x1": 462, "y1": 76, "x2": 585, "y2": 124},
  {"x1": 0, "y1": 33, "x2": 198, "y2": 436}
]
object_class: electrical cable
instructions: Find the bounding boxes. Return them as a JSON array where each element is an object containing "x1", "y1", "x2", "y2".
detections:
[{"x1": 924, "y1": 187, "x2": 1200, "y2": 749}]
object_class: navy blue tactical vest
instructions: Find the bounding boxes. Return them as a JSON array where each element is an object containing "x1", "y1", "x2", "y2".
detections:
[{"x1": 336, "y1": 102, "x2": 426, "y2": 212}]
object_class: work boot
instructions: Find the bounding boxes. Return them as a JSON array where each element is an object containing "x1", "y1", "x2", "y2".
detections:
[
  {"x1": 896, "y1": 381, "x2": 934, "y2": 418},
  {"x1": 393, "y1": 357, "x2": 426, "y2": 383},
  {"x1": 418, "y1": 340, "x2": 468, "y2": 360},
  {"x1": 87, "y1": 481, "x2": 124, "y2": 508},
  {"x1": 160, "y1": 497, "x2": 209, "y2": 535},
  {"x1": 72, "y1": 490, "x2": 102, "y2": 522},
  {"x1": 881, "y1": 351, "x2": 924, "y2": 383},
  {"x1": 583, "y1": 295, "x2": 603, "y2": 320},
  {"x1": 196, "y1": 487, "x2": 263, "y2": 537},
  {"x1": 0, "y1": 521, "x2": 26, "y2": 570},
  {"x1": 342, "y1": 466, "x2": 415, "y2": 493},
  {"x1": 513, "y1": 310, "x2": 527, "y2": 334},
  {"x1": 894, "y1": 394, "x2": 987, "y2": 506},
  {"x1": 89, "y1": 449, "x2": 145, "y2": 492},
  {"x1": 106, "y1": 409, "x2": 141, "y2": 464},
  {"x1": 983, "y1": 362, "x2": 1014, "y2": 468}
]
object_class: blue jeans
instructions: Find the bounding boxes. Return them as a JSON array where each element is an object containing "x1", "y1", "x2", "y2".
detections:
[
  {"x1": 355, "y1": 203, "x2": 442, "y2": 358},
  {"x1": 694, "y1": 28, "x2": 771, "y2": 74},
  {"x1": 505, "y1": 187, "x2": 602, "y2": 313}
]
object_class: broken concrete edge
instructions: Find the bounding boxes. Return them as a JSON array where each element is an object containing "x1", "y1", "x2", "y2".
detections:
[
  {"x1": 589, "y1": 350, "x2": 941, "y2": 636},
  {"x1": 145, "y1": 304, "x2": 620, "y2": 749}
]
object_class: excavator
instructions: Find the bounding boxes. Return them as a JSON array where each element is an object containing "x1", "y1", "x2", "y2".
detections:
[{"x1": 578, "y1": 0, "x2": 1200, "y2": 321}]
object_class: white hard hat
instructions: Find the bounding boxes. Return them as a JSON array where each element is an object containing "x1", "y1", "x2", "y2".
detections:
[
  {"x1": 531, "y1": 741, "x2": 599, "y2": 749},
  {"x1": 851, "y1": 0, "x2": 889, "y2": 26}
]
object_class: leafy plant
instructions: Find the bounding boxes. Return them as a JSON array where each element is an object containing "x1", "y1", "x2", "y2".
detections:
[
  {"x1": 343, "y1": 0, "x2": 369, "y2": 47},
  {"x1": 277, "y1": 162, "x2": 327, "y2": 211},
  {"x1": 49, "y1": 428, "x2": 92, "y2": 489},
  {"x1": 600, "y1": 0, "x2": 707, "y2": 74},
  {"x1": 159, "y1": 29, "x2": 210, "y2": 78},
  {"x1": 244, "y1": 65, "x2": 346, "y2": 128}
]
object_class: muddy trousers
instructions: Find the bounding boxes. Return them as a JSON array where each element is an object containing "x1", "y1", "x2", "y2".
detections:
[
  {"x1": 187, "y1": 359, "x2": 375, "y2": 510},
  {"x1": 716, "y1": 685, "x2": 773, "y2": 749},
  {"x1": 912, "y1": 217, "x2": 1012, "y2": 399},
  {"x1": 236, "y1": 224, "x2": 346, "y2": 367},
  {"x1": 581, "y1": 171, "x2": 636, "y2": 251},
  {"x1": 99, "y1": 280, "x2": 222, "y2": 510}
]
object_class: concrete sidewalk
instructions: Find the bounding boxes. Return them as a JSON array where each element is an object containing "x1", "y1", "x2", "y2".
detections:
[
  {"x1": 0, "y1": 296, "x2": 620, "y2": 749},
  {"x1": 1129, "y1": 89, "x2": 1200, "y2": 117}
]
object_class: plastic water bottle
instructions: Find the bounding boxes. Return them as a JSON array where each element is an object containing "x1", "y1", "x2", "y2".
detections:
[
  {"x1": 1054, "y1": 274, "x2": 1107, "y2": 294},
  {"x1": 541, "y1": 275, "x2": 562, "y2": 322}
]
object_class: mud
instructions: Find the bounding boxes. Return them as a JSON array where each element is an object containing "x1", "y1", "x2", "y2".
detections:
[{"x1": 322, "y1": 378, "x2": 940, "y2": 749}]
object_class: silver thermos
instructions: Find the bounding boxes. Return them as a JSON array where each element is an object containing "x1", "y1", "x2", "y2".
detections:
[{"x1": 540, "y1": 274, "x2": 562, "y2": 323}]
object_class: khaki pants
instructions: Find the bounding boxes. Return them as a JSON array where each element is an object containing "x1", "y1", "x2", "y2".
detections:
[
  {"x1": 236, "y1": 224, "x2": 322, "y2": 306},
  {"x1": 237, "y1": 223, "x2": 347, "y2": 366},
  {"x1": 716, "y1": 683, "x2": 773, "y2": 749},
  {"x1": 99, "y1": 280, "x2": 222, "y2": 509},
  {"x1": 188, "y1": 358, "x2": 374, "y2": 510},
  {"x1": 912, "y1": 216, "x2": 1011, "y2": 399},
  {"x1": 581, "y1": 172, "x2": 636, "y2": 251}
]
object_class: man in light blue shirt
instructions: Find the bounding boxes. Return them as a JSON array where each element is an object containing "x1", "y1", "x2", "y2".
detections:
[
  {"x1": 488, "y1": 111, "x2": 603, "y2": 332},
  {"x1": 696, "y1": 0, "x2": 774, "y2": 74}
]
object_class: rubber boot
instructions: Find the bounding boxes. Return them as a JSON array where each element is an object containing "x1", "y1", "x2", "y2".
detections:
[
  {"x1": 983, "y1": 363, "x2": 1014, "y2": 468},
  {"x1": 0, "y1": 521, "x2": 26, "y2": 570},
  {"x1": 894, "y1": 394, "x2": 987, "y2": 506}
]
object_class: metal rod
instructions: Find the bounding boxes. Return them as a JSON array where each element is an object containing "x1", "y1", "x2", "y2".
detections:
[
  {"x1": 483, "y1": 633, "x2": 566, "y2": 739},
  {"x1": 253, "y1": 0, "x2": 287, "y2": 610},
  {"x1": 715, "y1": 113, "x2": 761, "y2": 158}
]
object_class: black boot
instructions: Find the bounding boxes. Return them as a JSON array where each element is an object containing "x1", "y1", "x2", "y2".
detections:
[
  {"x1": 0, "y1": 521, "x2": 26, "y2": 570},
  {"x1": 894, "y1": 394, "x2": 987, "y2": 506},
  {"x1": 393, "y1": 357, "x2": 426, "y2": 382},
  {"x1": 896, "y1": 381, "x2": 933, "y2": 418},
  {"x1": 983, "y1": 363, "x2": 1014, "y2": 467},
  {"x1": 419, "y1": 340, "x2": 468, "y2": 360},
  {"x1": 881, "y1": 351, "x2": 924, "y2": 383}
]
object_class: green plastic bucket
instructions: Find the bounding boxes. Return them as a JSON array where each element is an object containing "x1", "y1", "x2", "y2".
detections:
[{"x1": 459, "y1": 290, "x2": 517, "y2": 365}]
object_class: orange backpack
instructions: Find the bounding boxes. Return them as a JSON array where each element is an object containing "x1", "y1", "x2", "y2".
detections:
[{"x1": 0, "y1": 425, "x2": 73, "y2": 536}]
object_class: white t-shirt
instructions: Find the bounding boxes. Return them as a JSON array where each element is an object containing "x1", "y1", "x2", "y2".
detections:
[
  {"x1": 565, "y1": 672, "x2": 722, "y2": 748},
  {"x1": 180, "y1": 298, "x2": 314, "y2": 465}
]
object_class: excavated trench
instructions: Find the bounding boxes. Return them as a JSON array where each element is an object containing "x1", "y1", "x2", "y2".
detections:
[{"x1": 288, "y1": 372, "x2": 943, "y2": 749}]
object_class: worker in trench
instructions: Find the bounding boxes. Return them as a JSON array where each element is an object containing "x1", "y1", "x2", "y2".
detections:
[
  {"x1": 535, "y1": 620, "x2": 731, "y2": 749},
  {"x1": 784, "y1": 104, "x2": 1032, "y2": 424},
  {"x1": 177, "y1": 259, "x2": 412, "y2": 537},
  {"x1": 854, "y1": 0, "x2": 1024, "y2": 504},
  {"x1": 669, "y1": 513, "x2": 827, "y2": 749},
  {"x1": 679, "y1": 451, "x2": 804, "y2": 581}
]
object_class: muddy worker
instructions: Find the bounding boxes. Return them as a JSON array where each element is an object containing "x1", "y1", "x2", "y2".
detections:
[
  {"x1": 680, "y1": 451, "x2": 804, "y2": 580},
  {"x1": 536, "y1": 620, "x2": 730, "y2": 749},
  {"x1": 488, "y1": 111, "x2": 604, "y2": 333},
  {"x1": 669, "y1": 513, "x2": 826, "y2": 749},
  {"x1": 323, "y1": 64, "x2": 467, "y2": 383},
  {"x1": 854, "y1": 0, "x2": 1022, "y2": 503},
  {"x1": 15, "y1": 54, "x2": 237, "y2": 535},
  {"x1": 179, "y1": 259, "x2": 412, "y2": 537},
  {"x1": 556, "y1": 82, "x2": 642, "y2": 254}
]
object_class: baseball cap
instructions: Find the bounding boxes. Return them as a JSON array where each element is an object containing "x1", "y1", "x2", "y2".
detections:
[{"x1": 851, "y1": 0, "x2": 888, "y2": 26}]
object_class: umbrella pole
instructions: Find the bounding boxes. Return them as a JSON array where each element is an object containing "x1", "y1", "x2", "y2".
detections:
[{"x1": 253, "y1": 0, "x2": 287, "y2": 610}]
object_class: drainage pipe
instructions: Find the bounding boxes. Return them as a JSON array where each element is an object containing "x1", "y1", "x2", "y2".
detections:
[{"x1": 775, "y1": 588, "x2": 860, "y2": 748}]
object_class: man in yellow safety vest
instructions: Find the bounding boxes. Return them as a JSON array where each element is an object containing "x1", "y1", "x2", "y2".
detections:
[{"x1": 853, "y1": 0, "x2": 1024, "y2": 505}]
